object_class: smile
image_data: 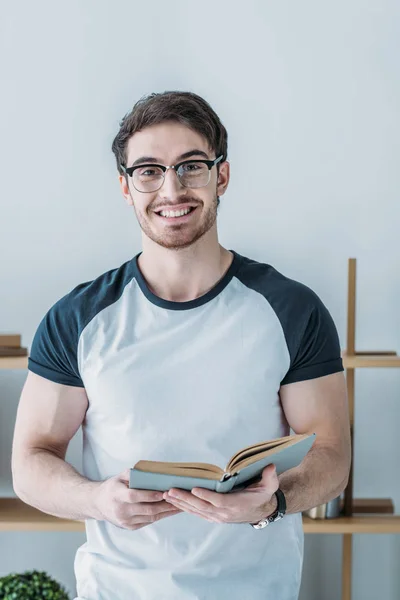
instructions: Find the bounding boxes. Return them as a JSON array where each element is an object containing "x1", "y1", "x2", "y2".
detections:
[{"x1": 155, "y1": 207, "x2": 198, "y2": 221}]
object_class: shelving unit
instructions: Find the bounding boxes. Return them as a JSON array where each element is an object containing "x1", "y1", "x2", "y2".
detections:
[
  {"x1": 342, "y1": 351, "x2": 400, "y2": 369},
  {"x1": 0, "y1": 499, "x2": 83, "y2": 532},
  {"x1": 0, "y1": 356, "x2": 28, "y2": 369},
  {"x1": 1, "y1": 260, "x2": 399, "y2": 600},
  {"x1": 1, "y1": 497, "x2": 400, "y2": 534},
  {"x1": 338, "y1": 258, "x2": 400, "y2": 600}
]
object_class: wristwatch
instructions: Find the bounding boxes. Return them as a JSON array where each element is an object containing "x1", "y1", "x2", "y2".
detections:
[{"x1": 249, "y1": 488, "x2": 286, "y2": 529}]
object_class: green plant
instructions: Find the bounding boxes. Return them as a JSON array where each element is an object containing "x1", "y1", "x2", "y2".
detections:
[{"x1": 0, "y1": 570, "x2": 70, "y2": 599}]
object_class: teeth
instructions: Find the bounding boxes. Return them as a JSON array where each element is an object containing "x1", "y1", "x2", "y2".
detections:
[{"x1": 159, "y1": 208, "x2": 192, "y2": 218}]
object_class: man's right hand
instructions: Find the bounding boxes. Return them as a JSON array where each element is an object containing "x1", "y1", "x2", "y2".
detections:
[{"x1": 93, "y1": 469, "x2": 182, "y2": 530}]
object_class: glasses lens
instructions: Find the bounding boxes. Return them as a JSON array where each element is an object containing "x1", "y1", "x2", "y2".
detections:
[
  {"x1": 178, "y1": 162, "x2": 210, "y2": 188},
  {"x1": 133, "y1": 166, "x2": 164, "y2": 192}
]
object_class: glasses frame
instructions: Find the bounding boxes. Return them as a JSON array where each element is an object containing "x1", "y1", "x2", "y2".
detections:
[{"x1": 120, "y1": 155, "x2": 224, "y2": 193}]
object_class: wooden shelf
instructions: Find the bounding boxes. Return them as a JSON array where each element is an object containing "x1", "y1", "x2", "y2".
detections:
[
  {"x1": 348, "y1": 498, "x2": 393, "y2": 514},
  {"x1": 342, "y1": 256, "x2": 399, "y2": 600},
  {"x1": 0, "y1": 356, "x2": 28, "y2": 370},
  {"x1": 2, "y1": 352, "x2": 397, "y2": 371},
  {"x1": 303, "y1": 515, "x2": 400, "y2": 534},
  {"x1": 342, "y1": 351, "x2": 400, "y2": 369},
  {"x1": 1, "y1": 498, "x2": 400, "y2": 534},
  {"x1": 0, "y1": 499, "x2": 84, "y2": 532}
]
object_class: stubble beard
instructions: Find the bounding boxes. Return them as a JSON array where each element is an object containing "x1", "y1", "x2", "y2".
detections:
[{"x1": 133, "y1": 192, "x2": 219, "y2": 251}]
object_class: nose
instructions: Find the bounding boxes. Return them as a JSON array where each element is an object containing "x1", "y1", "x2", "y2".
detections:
[{"x1": 158, "y1": 167, "x2": 185, "y2": 200}]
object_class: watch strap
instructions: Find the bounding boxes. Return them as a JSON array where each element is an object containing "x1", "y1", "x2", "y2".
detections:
[{"x1": 250, "y1": 488, "x2": 286, "y2": 529}]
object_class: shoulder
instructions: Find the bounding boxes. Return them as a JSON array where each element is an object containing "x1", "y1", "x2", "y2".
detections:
[
  {"x1": 233, "y1": 250, "x2": 320, "y2": 314},
  {"x1": 28, "y1": 257, "x2": 137, "y2": 386},
  {"x1": 48, "y1": 256, "x2": 136, "y2": 334},
  {"x1": 232, "y1": 250, "x2": 343, "y2": 383}
]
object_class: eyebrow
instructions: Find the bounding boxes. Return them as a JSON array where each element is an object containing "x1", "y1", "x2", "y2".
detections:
[{"x1": 130, "y1": 149, "x2": 210, "y2": 168}]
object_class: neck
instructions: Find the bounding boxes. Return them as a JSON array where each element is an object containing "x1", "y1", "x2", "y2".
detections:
[{"x1": 137, "y1": 239, "x2": 233, "y2": 303}]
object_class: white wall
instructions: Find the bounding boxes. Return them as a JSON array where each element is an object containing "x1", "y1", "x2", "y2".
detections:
[{"x1": 1, "y1": 1, "x2": 399, "y2": 598}]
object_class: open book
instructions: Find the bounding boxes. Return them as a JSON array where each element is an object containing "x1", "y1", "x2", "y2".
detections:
[{"x1": 129, "y1": 432, "x2": 316, "y2": 493}]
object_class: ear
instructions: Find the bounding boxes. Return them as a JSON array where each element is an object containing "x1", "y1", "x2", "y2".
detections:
[
  {"x1": 217, "y1": 160, "x2": 230, "y2": 197},
  {"x1": 119, "y1": 174, "x2": 134, "y2": 206}
]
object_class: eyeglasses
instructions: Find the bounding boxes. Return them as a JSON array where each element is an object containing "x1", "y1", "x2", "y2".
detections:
[{"x1": 120, "y1": 155, "x2": 223, "y2": 193}]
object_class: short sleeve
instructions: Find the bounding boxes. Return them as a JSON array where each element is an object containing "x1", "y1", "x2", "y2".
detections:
[
  {"x1": 28, "y1": 295, "x2": 84, "y2": 388},
  {"x1": 280, "y1": 292, "x2": 343, "y2": 386}
]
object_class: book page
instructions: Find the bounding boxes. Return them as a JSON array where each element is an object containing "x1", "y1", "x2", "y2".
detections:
[
  {"x1": 134, "y1": 460, "x2": 223, "y2": 479},
  {"x1": 227, "y1": 434, "x2": 308, "y2": 472},
  {"x1": 226, "y1": 434, "x2": 298, "y2": 471}
]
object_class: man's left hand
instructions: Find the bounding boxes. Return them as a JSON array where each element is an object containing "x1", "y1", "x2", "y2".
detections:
[{"x1": 162, "y1": 463, "x2": 279, "y2": 524}]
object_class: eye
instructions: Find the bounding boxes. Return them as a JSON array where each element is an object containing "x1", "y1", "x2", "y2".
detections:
[
  {"x1": 136, "y1": 166, "x2": 163, "y2": 179},
  {"x1": 181, "y1": 162, "x2": 201, "y2": 172}
]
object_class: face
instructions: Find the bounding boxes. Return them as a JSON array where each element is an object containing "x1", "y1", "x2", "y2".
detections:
[{"x1": 119, "y1": 121, "x2": 230, "y2": 250}]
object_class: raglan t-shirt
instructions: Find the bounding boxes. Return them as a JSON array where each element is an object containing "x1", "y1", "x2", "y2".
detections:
[{"x1": 28, "y1": 249, "x2": 343, "y2": 600}]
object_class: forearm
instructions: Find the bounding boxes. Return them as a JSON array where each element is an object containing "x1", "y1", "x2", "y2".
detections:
[
  {"x1": 278, "y1": 443, "x2": 350, "y2": 515},
  {"x1": 12, "y1": 449, "x2": 102, "y2": 521}
]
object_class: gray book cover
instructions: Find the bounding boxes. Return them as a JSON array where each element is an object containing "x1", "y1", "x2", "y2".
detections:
[{"x1": 129, "y1": 433, "x2": 316, "y2": 493}]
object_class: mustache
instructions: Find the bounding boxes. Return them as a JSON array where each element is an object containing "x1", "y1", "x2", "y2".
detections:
[{"x1": 151, "y1": 198, "x2": 201, "y2": 211}]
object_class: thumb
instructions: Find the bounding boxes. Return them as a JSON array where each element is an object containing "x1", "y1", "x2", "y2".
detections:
[
  {"x1": 261, "y1": 463, "x2": 276, "y2": 478},
  {"x1": 245, "y1": 464, "x2": 277, "y2": 491},
  {"x1": 260, "y1": 463, "x2": 279, "y2": 493},
  {"x1": 118, "y1": 468, "x2": 131, "y2": 484}
]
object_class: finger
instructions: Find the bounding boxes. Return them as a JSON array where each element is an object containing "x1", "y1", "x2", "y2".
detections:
[
  {"x1": 121, "y1": 509, "x2": 182, "y2": 530},
  {"x1": 261, "y1": 463, "x2": 277, "y2": 480},
  {"x1": 235, "y1": 465, "x2": 278, "y2": 494},
  {"x1": 117, "y1": 471, "x2": 165, "y2": 503},
  {"x1": 123, "y1": 487, "x2": 165, "y2": 503},
  {"x1": 152, "y1": 505, "x2": 183, "y2": 516},
  {"x1": 164, "y1": 490, "x2": 217, "y2": 512},
  {"x1": 134, "y1": 501, "x2": 182, "y2": 516},
  {"x1": 166, "y1": 497, "x2": 222, "y2": 522},
  {"x1": 165, "y1": 499, "x2": 220, "y2": 523},
  {"x1": 133, "y1": 506, "x2": 183, "y2": 524},
  {"x1": 165, "y1": 496, "x2": 213, "y2": 513},
  {"x1": 118, "y1": 468, "x2": 131, "y2": 483},
  {"x1": 191, "y1": 478, "x2": 276, "y2": 515},
  {"x1": 259, "y1": 464, "x2": 279, "y2": 494},
  {"x1": 156, "y1": 508, "x2": 182, "y2": 519},
  {"x1": 190, "y1": 488, "x2": 233, "y2": 508}
]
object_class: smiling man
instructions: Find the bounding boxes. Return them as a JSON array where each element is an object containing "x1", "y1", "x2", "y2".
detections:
[{"x1": 12, "y1": 91, "x2": 351, "y2": 600}]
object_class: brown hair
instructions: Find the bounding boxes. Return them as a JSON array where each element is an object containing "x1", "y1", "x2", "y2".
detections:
[{"x1": 111, "y1": 90, "x2": 228, "y2": 181}]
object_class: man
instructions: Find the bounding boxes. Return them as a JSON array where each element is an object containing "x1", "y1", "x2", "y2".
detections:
[{"x1": 12, "y1": 90, "x2": 351, "y2": 600}]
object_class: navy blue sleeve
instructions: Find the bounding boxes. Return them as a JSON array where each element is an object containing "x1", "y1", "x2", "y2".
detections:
[
  {"x1": 280, "y1": 289, "x2": 343, "y2": 386},
  {"x1": 28, "y1": 294, "x2": 84, "y2": 387},
  {"x1": 232, "y1": 254, "x2": 344, "y2": 387},
  {"x1": 28, "y1": 259, "x2": 136, "y2": 388}
]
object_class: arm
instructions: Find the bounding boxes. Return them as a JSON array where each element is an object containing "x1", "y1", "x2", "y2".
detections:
[
  {"x1": 163, "y1": 288, "x2": 350, "y2": 522},
  {"x1": 12, "y1": 372, "x2": 180, "y2": 527},
  {"x1": 162, "y1": 371, "x2": 351, "y2": 523},
  {"x1": 11, "y1": 371, "x2": 101, "y2": 521},
  {"x1": 277, "y1": 370, "x2": 351, "y2": 514}
]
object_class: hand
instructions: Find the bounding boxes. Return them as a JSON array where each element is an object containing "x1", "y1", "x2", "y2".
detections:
[
  {"x1": 93, "y1": 469, "x2": 182, "y2": 530},
  {"x1": 163, "y1": 464, "x2": 279, "y2": 524}
]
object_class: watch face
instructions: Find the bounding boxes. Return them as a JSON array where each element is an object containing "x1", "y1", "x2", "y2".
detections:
[{"x1": 267, "y1": 511, "x2": 283, "y2": 524}]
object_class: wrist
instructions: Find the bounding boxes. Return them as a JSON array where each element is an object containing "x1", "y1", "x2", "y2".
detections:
[
  {"x1": 250, "y1": 488, "x2": 286, "y2": 528},
  {"x1": 87, "y1": 480, "x2": 104, "y2": 520},
  {"x1": 266, "y1": 492, "x2": 278, "y2": 518},
  {"x1": 250, "y1": 493, "x2": 278, "y2": 525}
]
